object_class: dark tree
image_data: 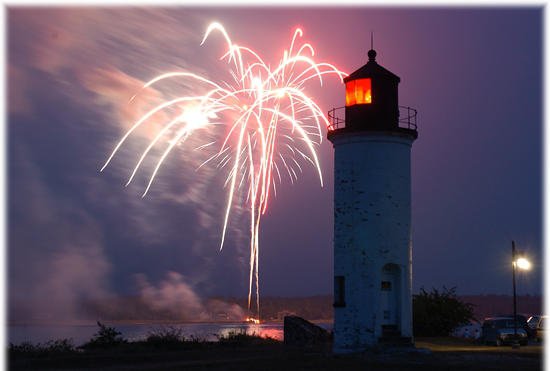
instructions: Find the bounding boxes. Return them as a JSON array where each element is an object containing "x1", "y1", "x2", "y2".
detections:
[{"x1": 413, "y1": 287, "x2": 476, "y2": 337}]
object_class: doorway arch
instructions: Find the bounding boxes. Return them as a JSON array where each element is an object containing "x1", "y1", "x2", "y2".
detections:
[{"x1": 380, "y1": 263, "x2": 401, "y2": 330}]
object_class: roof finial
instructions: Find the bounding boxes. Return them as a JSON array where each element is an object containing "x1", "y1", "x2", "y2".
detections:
[
  {"x1": 370, "y1": 30, "x2": 373, "y2": 50},
  {"x1": 368, "y1": 31, "x2": 376, "y2": 62},
  {"x1": 367, "y1": 30, "x2": 376, "y2": 62}
]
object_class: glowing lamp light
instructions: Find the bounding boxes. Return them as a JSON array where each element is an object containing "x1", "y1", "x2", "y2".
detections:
[
  {"x1": 345, "y1": 78, "x2": 372, "y2": 106},
  {"x1": 515, "y1": 257, "x2": 531, "y2": 270}
]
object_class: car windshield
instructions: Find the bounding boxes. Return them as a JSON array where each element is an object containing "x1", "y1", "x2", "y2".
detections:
[
  {"x1": 495, "y1": 319, "x2": 515, "y2": 328},
  {"x1": 528, "y1": 316, "x2": 539, "y2": 325}
]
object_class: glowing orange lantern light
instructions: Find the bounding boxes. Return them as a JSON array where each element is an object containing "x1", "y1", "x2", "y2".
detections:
[{"x1": 345, "y1": 78, "x2": 372, "y2": 106}]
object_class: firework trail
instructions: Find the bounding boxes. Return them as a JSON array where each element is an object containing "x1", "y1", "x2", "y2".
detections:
[{"x1": 101, "y1": 22, "x2": 346, "y2": 318}]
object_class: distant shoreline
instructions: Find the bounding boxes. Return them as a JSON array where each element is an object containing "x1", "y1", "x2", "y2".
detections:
[
  {"x1": 9, "y1": 293, "x2": 541, "y2": 327},
  {"x1": 8, "y1": 319, "x2": 333, "y2": 327}
]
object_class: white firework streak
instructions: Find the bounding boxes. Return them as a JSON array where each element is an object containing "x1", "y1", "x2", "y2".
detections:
[{"x1": 101, "y1": 22, "x2": 347, "y2": 318}]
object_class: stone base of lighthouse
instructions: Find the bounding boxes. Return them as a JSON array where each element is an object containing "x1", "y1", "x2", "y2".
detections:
[{"x1": 331, "y1": 131, "x2": 415, "y2": 354}]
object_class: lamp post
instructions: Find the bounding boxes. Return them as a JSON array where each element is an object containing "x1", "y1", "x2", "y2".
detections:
[{"x1": 511, "y1": 240, "x2": 531, "y2": 347}]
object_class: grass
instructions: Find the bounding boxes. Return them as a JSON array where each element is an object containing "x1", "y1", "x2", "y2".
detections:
[
  {"x1": 8, "y1": 324, "x2": 542, "y2": 371},
  {"x1": 416, "y1": 336, "x2": 542, "y2": 355},
  {"x1": 9, "y1": 341, "x2": 542, "y2": 371}
]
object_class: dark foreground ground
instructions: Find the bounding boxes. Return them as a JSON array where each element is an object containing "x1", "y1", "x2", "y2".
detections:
[{"x1": 9, "y1": 337, "x2": 542, "y2": 370}]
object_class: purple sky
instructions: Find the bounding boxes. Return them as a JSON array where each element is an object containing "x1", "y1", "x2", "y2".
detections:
[{"x1": 8, "y1": 7, "x2": 542, "y2": 320}]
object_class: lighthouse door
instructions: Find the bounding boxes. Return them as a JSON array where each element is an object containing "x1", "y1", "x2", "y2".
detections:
[{"x1": 381, "y1": 264, "x2": 399, "y2": 326}]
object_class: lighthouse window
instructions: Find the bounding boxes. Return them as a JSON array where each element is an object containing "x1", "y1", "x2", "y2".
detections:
[
  {"x1": 334, "y1": 276, "x2": 346, "y2": 307},
  {"x1": 345, "y1": 78, "x2": 372, "y2": 106}
]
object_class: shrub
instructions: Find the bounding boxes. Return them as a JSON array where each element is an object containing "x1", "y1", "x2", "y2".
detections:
[
  {"x1": 9, "y1": 339, "x2": 76, "y2": 356},
  {"x1": 218, "y1": 330, "x2": 278, "y2": 345},
  {"x1": 81, "y1": 321, "x2": 127, "y2": 349},
  {"x1": 413, "y1": 286, "x2": 476, "y2": 337},
  {"x1": 44, "y1": 338, "x2": 76, "y2": 353},
  {"x1": 145, "y1": 326, "x2": 186, "y2": 347}
]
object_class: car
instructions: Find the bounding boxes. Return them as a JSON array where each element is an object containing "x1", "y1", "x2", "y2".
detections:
[
  {"x1": 499, "y1": 313, "x2": 534, "y2": 338},
  {"x1": 535, "y1": 315, "x2": 547, "y2": 342},
  {"x1": 480, "y1": 317, "x2": 528, "y2": 346},
  {"x1": 527, "y1": 315, "x2": 540, "y2": 330}
]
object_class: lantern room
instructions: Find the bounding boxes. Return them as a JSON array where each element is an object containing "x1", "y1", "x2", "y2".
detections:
[
  {"x1": 343, "y1": 49, "x2": 400, "y2": 131},
  {"x1": 345, "y1": 78, "x2": 372, "y2": 106}
]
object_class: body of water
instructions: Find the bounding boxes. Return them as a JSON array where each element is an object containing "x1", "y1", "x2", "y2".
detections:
[{"x1": 8, "y1": 321, "x2": 333, "y2": 346}]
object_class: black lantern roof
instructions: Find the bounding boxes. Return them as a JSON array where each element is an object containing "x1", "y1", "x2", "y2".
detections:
[{"x1": 343, "y1": 49, "x2": 400, "y2": 83}]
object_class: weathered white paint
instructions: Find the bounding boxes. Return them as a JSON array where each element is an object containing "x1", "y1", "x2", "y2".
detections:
[{"x1": 330, "y1": 131, "x2": 415, "y2": 353}]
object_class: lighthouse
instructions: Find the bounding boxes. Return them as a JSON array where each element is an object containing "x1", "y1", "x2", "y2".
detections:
[{"x1": 328, "y1": 48, "x2": 418, "y2": 353}]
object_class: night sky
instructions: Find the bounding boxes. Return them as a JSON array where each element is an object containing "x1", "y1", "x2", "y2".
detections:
[{"x1": 8, "y1": 7, "x2": 542, "y2": 320}]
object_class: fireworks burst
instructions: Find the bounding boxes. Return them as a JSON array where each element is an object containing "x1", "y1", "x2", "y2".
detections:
[{"x1": 101, "y1": 22, "x2": 346, "y2": 317}]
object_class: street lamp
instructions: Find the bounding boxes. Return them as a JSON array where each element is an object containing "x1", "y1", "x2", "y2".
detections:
[
  {"x1": 512, "y1": 240, "x2": 531, "y2": 347},
  {"x1": 516, "y1": 257, "x2": 531, "y2": 270}
]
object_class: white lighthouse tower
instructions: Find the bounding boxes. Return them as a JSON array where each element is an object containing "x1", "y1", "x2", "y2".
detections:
[{"x1": 328, "y1": 48, "x2": 418, "y2": 353}]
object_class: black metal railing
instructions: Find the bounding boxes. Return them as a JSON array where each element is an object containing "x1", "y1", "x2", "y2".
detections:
[
  {"x1": 327, "y1": 107, "x2": 346, "y2": 131},
  {"x1": 327, "y1": 106, "x2": 418, "y2": 132},
  {"x1": 399, "y1": 106, "x2": 418, "y2": 131}
]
